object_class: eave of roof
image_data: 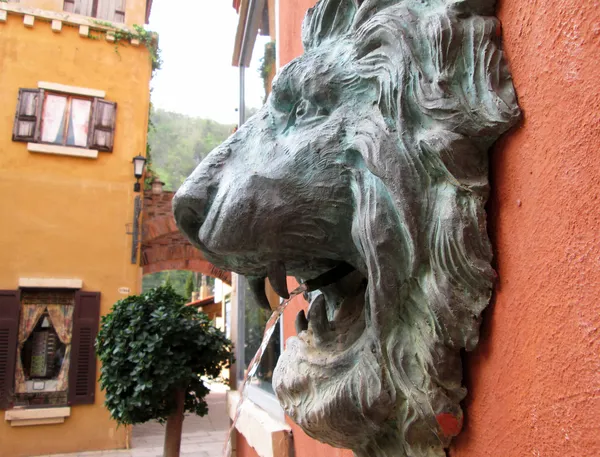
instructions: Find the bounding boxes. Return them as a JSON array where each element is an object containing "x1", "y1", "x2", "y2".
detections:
[
  {"x1": 145, "y1": 0, "x2": 153, "y2": 24},
  {"x1": 232, "y1": 0, "x2": 266, "y2": 67},
  {"x1": 186, "y1": 296, "x2": 216, "y2": 308}
]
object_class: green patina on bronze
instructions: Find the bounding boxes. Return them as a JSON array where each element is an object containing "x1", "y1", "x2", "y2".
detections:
[{"x1": 174, "y1": 1, "x2": 520, "y2": 455}]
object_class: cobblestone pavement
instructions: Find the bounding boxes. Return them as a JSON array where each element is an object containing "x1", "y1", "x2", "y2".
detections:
[{"x1": 33, "y1": 386, "x2": 230, "y2": 457}]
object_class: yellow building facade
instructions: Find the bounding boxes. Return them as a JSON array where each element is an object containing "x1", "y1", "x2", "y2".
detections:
[{"x1": 0, "y1": 1, "x2": 153, "y2": 455}]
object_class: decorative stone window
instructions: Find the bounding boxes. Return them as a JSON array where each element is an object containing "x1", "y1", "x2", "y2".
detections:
[
  {"x1": 0, "y1": 289, "x2": 101, "y2": 411},
  {"x1": 13, "y1": 291, "x2": 75, "y2": 407},
  {"x1": 63, "y1": 0, "x2": 126, "y2": 24},
  {"x1": 12, "y1": 85, "x2": 117, "y2": 158}
]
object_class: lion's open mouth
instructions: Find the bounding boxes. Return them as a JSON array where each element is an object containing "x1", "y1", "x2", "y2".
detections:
[
  {"x1": 295, "y1": 270, "x2": 367, "y2": 353},
  {"x1": 247, "y1": 261, "x2": 368, "y2": 354}
]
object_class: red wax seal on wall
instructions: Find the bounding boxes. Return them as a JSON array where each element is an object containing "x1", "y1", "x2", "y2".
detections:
[{"x1": 436, "y1": 412, "x2": 464, "y2": 437}]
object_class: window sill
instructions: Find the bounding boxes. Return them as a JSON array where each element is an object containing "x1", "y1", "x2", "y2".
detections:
[
  {"x1": 226, "y1": 391, "x2": 292, "y2": 457},
  {"x1": 27, "y1": 143, "x2": 98, "y2": 159},
  {"x1": 5, "y1": 407, "x2": 71, "y2": 427},
  {"x1": 19, "y1": 277, "x2": 82, "y2": 289}
]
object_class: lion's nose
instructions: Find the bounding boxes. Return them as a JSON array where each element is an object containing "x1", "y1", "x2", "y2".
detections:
[
  {"x1": 172, "y1": 143, "x2": 231, "y2": 247},
  {"x1": 173, "y1": 184, "x2": 204, "y2": 247},
  {"x1": 172, "y1": 169, "x2": 217, "y2": 247}
]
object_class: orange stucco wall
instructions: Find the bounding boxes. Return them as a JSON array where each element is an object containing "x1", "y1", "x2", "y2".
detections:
[
  {"x1": 451, "y1": 1, "x2": 600, "y2": 456},
  {"x1": 0, "y1": 8, "x2": 151, "y2": 457},
  {"x1": 277, "y1": 0, "x2": 316, "y2": 67},
  {"x1": 237, "y1": 432, "x2": 261, "y2": 457}
]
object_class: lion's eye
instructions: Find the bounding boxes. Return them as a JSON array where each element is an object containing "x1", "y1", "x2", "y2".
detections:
[
  {"x1": 271, "y1": 88, "x2": 295, "y2": 114},
  {"x1": 295, "y1": 100, "x2": 308, "y2": 118}
]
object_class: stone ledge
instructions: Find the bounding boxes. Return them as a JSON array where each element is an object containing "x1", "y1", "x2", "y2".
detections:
[
  {"x1": 226, "y1": 391, "x2": 292, "y2": 457},
  {"x1": 18, "y1": 277, "x2": 83, "y2": 289},
  {"x1": 28, "y1": 143, "x2": 98, "y2": 159},
  {"x1": 38, "y1": 81, "x2": 105, "y2": 98},
  {"x1": 0, "y1": 3, "x2": 147, "y2": 46},
  {"x1": 5, "y1": 407, "x2": 71, "y2": 427},
  {"x1": 0, "y1": 3, "x2": 130, "y2": 31}
]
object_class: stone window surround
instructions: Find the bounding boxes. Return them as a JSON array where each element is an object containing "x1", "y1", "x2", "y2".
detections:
[
  {"x1": 25, "y1": 82, "x2": 108, "y2": 159},
  {"x1": 18, "y1": 278, "x2": 83, "y2": 289},
  {"x1": 3, "y1": 278, "x2": 81, "y2": 426},
  {"x1": 5, "y1": 406, "x2": 71, "y2": 427}
]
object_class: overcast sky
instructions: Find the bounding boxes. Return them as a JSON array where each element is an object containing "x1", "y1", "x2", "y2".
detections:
[{"x1": 148, "y1": 0, "x2": 268, "y2": 125}]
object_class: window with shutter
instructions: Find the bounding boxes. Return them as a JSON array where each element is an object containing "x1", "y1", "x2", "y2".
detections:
[
  {"x1": 63, "y1": 0, "x2": 75, "y2": 13},
  {"x1": 63, "y1": 0, "x2": 94, "y2": 16},
  {"x1": 88, "y1": 99, "x2": 117, "y2": 152},
  {"x1": 63, "y1": 0, "x2": 125, "y2": 23},
  {"x1": 0, "y1": 291, "x2": 20, "y2": 410},
  {"x1": 68, "y1": 291, "x2": 100, "y2": 405},
  {"x1": 12, "y1": 89, "x2": 43, "y2": 143},
  {"x1": 12, "y1": 90, "x2": 117, "y2": 153},
  {"x1": 113, "y1": 0, "x2": 126, "y2": 23}
]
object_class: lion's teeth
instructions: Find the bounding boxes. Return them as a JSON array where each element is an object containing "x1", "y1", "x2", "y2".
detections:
[
  {"x1": 307, "y1": 294, "x2": 330, "y2": 335},
  {"x1": 247, "y1": 276, "x2": 272, "y2": 310},
  {"x1": 295, "y1": 310, "x2": 308, "y2": 334},
  {"x1": 334, "y1": 281, "x2": 367, "y2": 324},
  {"x1": 267, "y1": 261, "x2": 290, "y2": 299}
]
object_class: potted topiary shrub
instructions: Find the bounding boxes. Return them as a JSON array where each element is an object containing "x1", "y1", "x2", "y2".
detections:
[{"x1": 96, "y1": 285, "x2": 233, "y2": 457}]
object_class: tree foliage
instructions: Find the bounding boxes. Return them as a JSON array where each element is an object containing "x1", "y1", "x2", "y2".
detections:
[
  {"x1": 142, "y1": 271, "x2": 215, "y2": 298},
  {"x1": 148, "y1": 110, "x2": 235, "y2": 190},
  {"x1": 184, "y1": 272, "x2": 195, "y2": 300},
  {"x1": 96, "y1": 285, "x2": 233, "y2": 425}
]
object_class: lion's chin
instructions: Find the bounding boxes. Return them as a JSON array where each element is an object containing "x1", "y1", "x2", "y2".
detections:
[
  {"x1": 274, "y1": 329, "x2": 394, "y2": 450},
  {"x1": 273, "y1": 281, "x2": 396, "y2": 450}
]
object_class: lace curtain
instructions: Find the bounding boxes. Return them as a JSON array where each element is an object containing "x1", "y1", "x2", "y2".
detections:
[
  {"x1": 15, "y1": 305, "x2": 46, "y2": 393},
  {"x1": 47, "y1": 305, "x2": 74, "y2": 391}
]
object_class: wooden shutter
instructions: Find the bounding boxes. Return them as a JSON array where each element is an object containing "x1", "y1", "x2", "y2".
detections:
[
  {"x1": 12, "y1": 89, "x2": 43, "y2": 143},
  {"x1": 95, "y1": 0, "x2": 126, "y2": 23},
  {"x1": 64, "y1": 0, "x2": 94, "y2": 16},
  {"x1": 0, "y1": 290, "x2": 20, "y2": 410},
  {"x1": 68, "y1": 291, "x2": 100, "y2": 405},
  {"x1": 63, "y1": 0, "x2": 75, "y2": 12},
  {"x1": 88, "y1": 99, "x2": 117, "y2": 152},
  {"x1": 113, "y1": 0, "x2": 126, "y2": 23}
]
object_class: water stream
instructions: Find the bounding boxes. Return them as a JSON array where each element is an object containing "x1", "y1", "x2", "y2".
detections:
[{"x1": 222, "y1": 283, "x2": 308, "y2": 457}]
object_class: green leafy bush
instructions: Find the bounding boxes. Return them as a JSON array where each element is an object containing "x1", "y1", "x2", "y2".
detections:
[{"x1": 96, "y1": 285, "x2": 233, "y2": 425}]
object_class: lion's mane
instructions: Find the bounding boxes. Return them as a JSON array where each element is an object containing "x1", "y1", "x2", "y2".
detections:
[{"x1": 274, "y1": 1, "x2": 519, "y2": 456}]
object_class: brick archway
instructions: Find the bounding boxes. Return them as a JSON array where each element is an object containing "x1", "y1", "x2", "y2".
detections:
[{"x1": 141, "y1": 191, "x2": 231, "y2": 284}]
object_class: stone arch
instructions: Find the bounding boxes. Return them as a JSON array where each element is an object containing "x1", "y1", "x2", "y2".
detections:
[{"x1": 141, "y1": 191, "x2": 231, "y2": 284}]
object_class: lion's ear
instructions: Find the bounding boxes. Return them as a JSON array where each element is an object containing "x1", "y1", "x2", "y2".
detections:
[{"x1": 302, "y1": 0, "x2": 361, "y2": 50}]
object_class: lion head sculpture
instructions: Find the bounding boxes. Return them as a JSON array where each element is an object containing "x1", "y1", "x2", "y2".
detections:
[{"x1": 173, "y1": 0, "x2": 520, "y2": 455}]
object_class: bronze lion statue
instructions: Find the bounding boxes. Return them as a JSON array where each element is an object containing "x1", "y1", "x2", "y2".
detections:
[{"x1": 174, "y1": 0, "x2": 520, "y2": 455}]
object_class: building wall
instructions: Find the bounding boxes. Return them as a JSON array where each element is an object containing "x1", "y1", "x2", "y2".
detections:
[
  {"x1": 451, "y1": 1, "x2": 600, "y2": 456},
  {"x1": 0, "y1": 9, "x2": 151, "y2": 457},
  {"x1": 277, "y1": 0, "x2": 315, "y2": 67},
  {"x1": 13, "y1": 0, "x2": 148, "y2": 26}
]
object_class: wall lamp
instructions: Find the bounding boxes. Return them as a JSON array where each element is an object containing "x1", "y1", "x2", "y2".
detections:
[{"x1": 132, "y1": 155, "x2": 147, "y2": 192}]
